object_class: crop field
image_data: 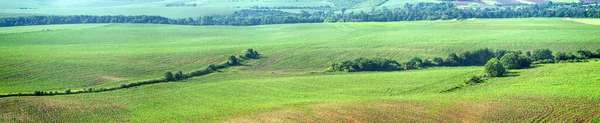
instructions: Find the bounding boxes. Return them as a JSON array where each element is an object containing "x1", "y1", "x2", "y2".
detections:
[
  {"x1": 1, "y1": 18, "x2": 600, "y2": 122},
  {"x1": 1, "y1": 58, "x2": 599, "y2": 122},
  {"x1": 1, "y1": 18, "x2": 600, "y2": 93}
]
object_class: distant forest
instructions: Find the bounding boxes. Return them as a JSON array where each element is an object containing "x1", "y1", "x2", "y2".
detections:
[{"x1": 1, "y1": 2, "x2": 599, "y2": 27}]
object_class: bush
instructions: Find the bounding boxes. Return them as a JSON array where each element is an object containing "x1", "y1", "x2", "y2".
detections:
[
  {"x1": 464, "y1": 75, "x2": 484, "y2": 84},
  {"x1": 484, "y1": 58, "x2": 506, "y2": 77},
  {"x1": 174, "y1": 71, "x2": 183, "y2": 80},
  {"x1": 165, "y1": 71, "x2": 175, "y2": 81},
  {"x1": 404, "y1": 57, "x2": 423, "y2": 70},
  {"x1": 532, "y1": 49, "x2": 553, "y2": 61},
  {"x1": 243, "y1": 49, "x2": 260, "y2": 59},
  {"x1": 228, "y1": 56, "x2": 240, "y2": 65},
  {"x1": 34, "y1": 91, "x2": 44, "y2": 95}
]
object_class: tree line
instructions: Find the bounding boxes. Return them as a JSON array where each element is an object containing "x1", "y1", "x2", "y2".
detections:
[
  {"x1": 0, "y1": 49, "x2": 261, "y2": 98},
  {"x1": 251, "y1": 5, "x2": 332, "y2": 10},
  {"x1": 1, "y1": 2, "x2": 599, "y2": 27},
  {"x1": 328, "y1": 48, "x2": 600, "y2": 73}
]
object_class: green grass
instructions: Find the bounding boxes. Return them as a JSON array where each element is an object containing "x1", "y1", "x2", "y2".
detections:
[
  {"x1": 1, "y1": 18, "x2": 599, "y2": 122},
  {"x1": 1, "y1": 61, "x2": 599, "y2": 122},
  {"x1": 1, "y1": 18, "x2": 600, "y2": 93}
]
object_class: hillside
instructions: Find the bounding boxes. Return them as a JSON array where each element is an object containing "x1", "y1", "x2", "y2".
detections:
[
  {"x1": 1, "y1": 58, "x2": 599, "y2": 122},
  {"x1": 1, "y1": 18, "x2": 600, "y2": 122}
]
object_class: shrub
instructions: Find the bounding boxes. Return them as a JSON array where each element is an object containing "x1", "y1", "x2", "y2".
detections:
[
  {"x1": 532, "y1": 49, "x2": 553, "y2": 61},
  {"x1": 432, "y1": 57, "x2": 444, "y2": 66},
  {"x1": 228, "y1": 56, "x2": 240, "y2": 65},
  {"x1": 174, "y1": 71, "x2": 183, "y2": 80},
  {"x1": 500, "y1": 53, "x2": 532, "y2": 69},
  {"x1": 65, "y1": 89, "x2": 71, "y2": 94},
  {"x1": 484, "y1": 58, "x2": 506, "y2": 77},
  {"x1": 34, "y1": 91, "x2": 44, "y2": 95},
  {"x1": 165, "y1": 71, "x2": 175, "y2": 81},
  {"x1": 243, "y1": 48, "x2": 260, "y2": 59},
  {"x1": 464, "y1": 75, "x2": 484, "y2": 84}
]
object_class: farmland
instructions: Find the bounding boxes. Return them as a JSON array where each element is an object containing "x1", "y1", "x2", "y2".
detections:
[
  {"x1": 1, "y1": 0, "x2": 595, "y2": 19},
  {"x1": 1, "y1": 18, "x2": 600, "y2": 93},
  {"x1": 1, "y1": 55, "x2": 599, "y2": 122},
  {"x1": 0, "y1": 17, "x2": 600, "y2": 122}
]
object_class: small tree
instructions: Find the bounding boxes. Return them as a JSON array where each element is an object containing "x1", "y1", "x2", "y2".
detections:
[
  {"x1": 500, "y1": 53, "x2": 519, "y2": 69},
  {"x1": 517, "y1": 55, "x2": 532, "y2": 68},
  {"x1": 228, "y1": 56, "x2": 239, "y2": 65},
  {"x1": 243, "y1": 48, "x2": 260, "y2": 59},
  {"x1": 165, "y1": 71, "x2": 175, "y2": 81},
  {"x1": 174, "y1": 71, "x2": 183, "y2": 80},
  {"x1": 484, "y1": 58, "x2": 506, "y2": 77},
  {"x1": 532, "y1": 49, "x2": 553, "y2": 61},
  {"x1": 432, "y1": 57, "x2": 444, "y2": 66},
  {"x1": 207, "y1": 64, "x2": 216, "y2": 71}
]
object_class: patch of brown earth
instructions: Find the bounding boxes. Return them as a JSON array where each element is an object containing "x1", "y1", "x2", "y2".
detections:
[
  {"x1": 227, "y1": 97, "x2": 600, "y2": 123},
  {"x1": 0, "y1": 97, "x2": 126, "y2": 122}
]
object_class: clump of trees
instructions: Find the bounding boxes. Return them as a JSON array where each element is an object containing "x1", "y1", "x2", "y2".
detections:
[
  {"x1": 329, "y1": 48, "x2": 599, "y2": 73},
  {"x1": 2, "y1": 2, "x2": 600, "y2": 27},
  {"x1": 166, "y1": 3, "x2": 197, "y2": 7},
  {"x1": 500, "y1": 53, "x2": 532, "y2": 69},
  {"x1": 329, "y1": 57, "x2": 402, "y2": 72},
  {"x1": 243, "y1": 48, "x2": 260, "y2": 59}
]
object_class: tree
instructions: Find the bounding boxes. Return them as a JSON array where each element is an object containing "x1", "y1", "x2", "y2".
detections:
[
  {"x1": 500, "y1": 53, "x2": 531, "y2": 69},
  {"x1": 500, "y1": 53, "x2": 519, "y2": 69},
  {"x1": 517, "y1": 55, "x2": 532, "y2": 68},
  {"x1": 165, "y1": 71, "x2": 175, "y2": 81},
  {"x1": 243, "y1": 48, "x2": 260, "y2": 59},
  {"x1": 553, "y1": 52, "x2": 567, "y2": 61},
  {"x1": 404, "y1": 57, "x2": 423, "y2": 70},
  {"x1": 207, "y1": 64, "x2": 217, "y2": 71},
  {"x1": 174, "y1": 71, "x2": 183, "y2": 80},
  {"x1": 532, "y1": 49, "x2": 553, "y2": 61},
  {"x1": 228, "y1": 56, "x2": 239, "y2": 65},
  {"x1": 484, "y1": 58, "x2": 505, "y2": 77},
  {"x1": 432, "y1": 57, "x2": 444, "y2": 66},
  {"x1": 444, "y1": 53, "x2": 461, "y2": 66},
  {"x1": 576, "y1": 50, "x2": 593, "y2": 58}
]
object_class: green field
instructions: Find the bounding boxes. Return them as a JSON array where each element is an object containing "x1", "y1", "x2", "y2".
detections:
[
  {"x1": 1, "y1": 60, "x2": 599, "y2": 122},
  {"x1": 1, "y1": 18, "x2": 600, "y2": 122},
  {"x1": 1, "y1": 18, "x2": 599, "y2": 93}
]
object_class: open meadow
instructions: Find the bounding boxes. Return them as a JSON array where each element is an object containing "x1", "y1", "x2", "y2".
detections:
[{"x1": 0, "y1": 18, "x2": 600, "y2": 122}]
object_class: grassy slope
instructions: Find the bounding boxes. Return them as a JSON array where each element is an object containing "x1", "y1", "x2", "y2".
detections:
[
  {"x1": 1, "y1": 18, "x2": 599, "y2": 93},
  {"x1": 1, "y1": 61, "x2": 599, "y2": 122}
]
